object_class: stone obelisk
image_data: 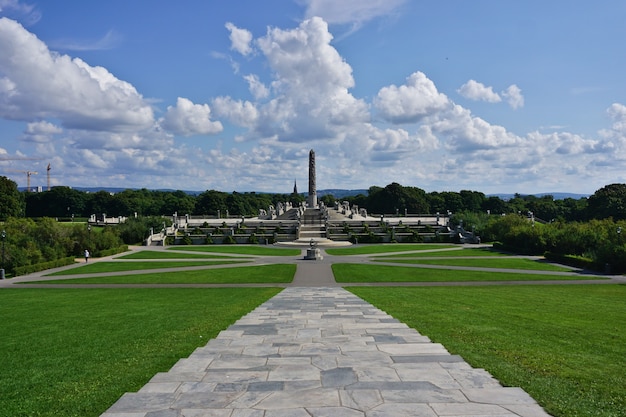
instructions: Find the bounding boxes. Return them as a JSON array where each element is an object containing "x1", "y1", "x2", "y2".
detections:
[{"x1": 308, "y1": 149, "x2": 317, "y2": 208}]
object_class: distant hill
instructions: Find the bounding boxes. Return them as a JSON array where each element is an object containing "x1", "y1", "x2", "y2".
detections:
[
  {"x1": 317, "y1": 189, "x2": 368, "y2": 198},
  {"x1": 489, "y1": 192, "x2": 589, "y2": 200}
]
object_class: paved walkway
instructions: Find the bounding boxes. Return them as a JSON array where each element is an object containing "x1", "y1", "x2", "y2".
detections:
[{"x1": 101, "y1": 262, "x2": 552, "y2": 417}]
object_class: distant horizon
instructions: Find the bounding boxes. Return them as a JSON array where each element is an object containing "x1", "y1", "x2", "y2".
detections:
[{"x1": 15, "y1": 183, "x2": 591, "y2": 200}]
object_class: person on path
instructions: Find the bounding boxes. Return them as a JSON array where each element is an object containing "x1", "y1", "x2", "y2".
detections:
[{"x1": 84, "y1": 249, "x2": 90, "y2": 263}]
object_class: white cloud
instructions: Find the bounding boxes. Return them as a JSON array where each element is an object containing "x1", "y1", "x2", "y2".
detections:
[
  {"x1": 243, "y1": 74, "x2": 269, "y2": 100},
  {"x1": 225, "y1": 22, "x2": 253, "y2": 56},
  {"x1": 432, "y1": 104, "x2": 521, "y2": 152},
  {"x1": 21, "y1": 120, "x2": 62, "y2": 143},
  {"x1": 502, "y1": 84, "x2": 524, "y2": 109},
  {"x1": 301, "y1": 0, "x2": 406, "y2": 26},
  {"x1": 374, "y1": 71, "x2": 449, "y2": 123},
  {"x1": 247, "y1": 17, "x2": 369, "y2": 141},
  {"x1": 160, "y1": 97, "x2": 223, "y2": 136},
  {"x1": 0, "y1": 18, "x2": 154, "y2": 131},
  {"x1": 457, "y1": 80, "x2": 501, "y2": 103},
  {"x1": 212, "y1": 96, "x2": 259, "y2": 128}
]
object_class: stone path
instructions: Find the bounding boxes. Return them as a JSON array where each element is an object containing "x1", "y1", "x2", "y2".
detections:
[{"x1": 101, "y1": 284, "x2": 551, "y2": 416}]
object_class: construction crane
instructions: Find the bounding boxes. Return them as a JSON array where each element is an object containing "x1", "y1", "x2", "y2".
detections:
[
  {"x1": 2, "y1": 169, "x2": 39, "y2": 192},
  {"x1": 47, "y1": 163, "x2": 51, "y2": 191}
]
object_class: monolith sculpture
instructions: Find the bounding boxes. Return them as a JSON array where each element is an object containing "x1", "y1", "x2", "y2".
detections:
[{"x1": 308, "y1": 149, "x2": 317, "y2": 208}]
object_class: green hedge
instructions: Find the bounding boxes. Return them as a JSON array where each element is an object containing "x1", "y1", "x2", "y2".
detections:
[
  {"x1": 544, "y1": 251, "x2": 598, "y2": 271},
  {"x1": 14, "y1": 257, "x2": 76, "y2": 277},
  {"x1": 93, "y1": 245, "x2": 129, "y2": 258}
]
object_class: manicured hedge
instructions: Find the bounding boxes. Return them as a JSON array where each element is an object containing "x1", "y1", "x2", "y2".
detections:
[{"x1": 14, "y1": 257, "x2": 76, "y2": 276}]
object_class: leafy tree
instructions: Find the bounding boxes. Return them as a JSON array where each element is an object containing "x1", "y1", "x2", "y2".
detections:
[
  {"x1": 290, "y1": 192, "x2": 306, "y2": 207},
  {"x1": 587, "y1": 183, "x2": 626, "y2": 220},
  {"x1": 459, "y1": 190, "x2": 485, "y2": 212},
  {"x1": 482, "y1": 196, "x2": 508, "y2": 215},
  {"x1": 85, "y1": 190, "x2": 116, "y2": 217},
  {"x1": 439, "y1": 191, "x2": 464, "y2": 213},
  {"x1": 117, "y1": 216, "x2": 166, "y2": 245},
  {"x1": 194, "y1": 190, "x2": 228, "y2": 215},
  {"x1": 427, "y1": 192, "x2": 446, "y2": 213},
  {"x1": 319, "y1": 194, "x2": 334, "y2": 207},
  {"x1": 366, "y1": 183, "x2": 429, "y2": 214},
  {"x1": 0, "y1": 176, "x2": 24, "y2": 220},
  {"x1": 26, "y1": 186, "x2": 86, "y2": 218},
  {"x1": 161, "y1": 190, "x2": 196, "y2": 215}
]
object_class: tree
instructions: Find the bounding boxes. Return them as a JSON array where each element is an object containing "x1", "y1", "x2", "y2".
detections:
[
  {"x1": 85, "y1": 190, "x2": 116, "y2": 217},
  {"x1": 28, "y1": 186, "x2": 86, "y2": 218},
  {"x1": 319, "y1": 194, "x2": 334, "y2": 207},
  {"x1": 482, "y1": 196, "x2": 508, "y2": 215},
  {"x1": 194, "y1": 190, "x2": 228, "y2": 215},
  {"x1": 365, "y1": 183, "x2": 429, "y2": 214},
  {"x1": 0, "y1": 176, "x2": 24, "y2": 220},
  {"x1": 587, "y1": 183, "x2": 626, "y2": 220},
  {"x1": 459, "y1": 190, "x2": 486, "y2": 212}
]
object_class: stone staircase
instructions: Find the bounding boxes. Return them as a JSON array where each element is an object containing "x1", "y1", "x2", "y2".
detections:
[{"x1": 299, "y1": 209, "x2": 326, "y2": 239}]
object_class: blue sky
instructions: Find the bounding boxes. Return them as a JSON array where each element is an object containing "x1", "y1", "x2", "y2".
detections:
[{"x1": 1, "y1": 0, "x2": 625, "y2": 195}]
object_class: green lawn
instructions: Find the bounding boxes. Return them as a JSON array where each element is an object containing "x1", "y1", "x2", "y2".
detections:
[
  {"x1": 348, "y1": 285, "x2": 626, "y2": 417},
  {"x1": 33, "y1": 264, "x2": 296, "y2": 284},
  {"x1": 374, "y1": 247, "x2": 507, "y2": 257},
  {"x1": 45, "y1": 260, "x2": 248, "y2": 275},
  {"x1": 375, "y1": 257, "x2": 574, "y2": 272},
  {"x1": 326, "y1": 243, "x2": 457, "y2": 256},
  {"x1": 0, "y1": 288, "x2": 282, "y2": 417},
  {"x1": 168, "y1": 245, "x2": 301, "y2": 256},
  {"x1": 118, "y1": 250, "x2": 247, "y2": 259},
  {"x1": 332, "y1": 263, "x2": 599, "y2": 282}
]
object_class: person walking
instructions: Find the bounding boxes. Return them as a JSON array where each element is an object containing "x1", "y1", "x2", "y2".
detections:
[{"x1": 84, "y1": 249, "x2": 90, "y2": 263}]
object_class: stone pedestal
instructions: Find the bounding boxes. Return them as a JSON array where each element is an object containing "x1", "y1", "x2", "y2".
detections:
[{"x1": 304, "y1": 248, "x2": 323, "y2": 260}]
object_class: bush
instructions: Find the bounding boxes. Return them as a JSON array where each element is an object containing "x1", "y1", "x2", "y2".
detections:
[
  {"x1": 14, "y1": 256, "x2": 76, "y2": 276},
  {"x1": 94, "y1": 245, "x2": 129, "y2": 258},
  {"x1": 222, "y1": 235, "x2": 236, "y2": 244},
  {"x1": 544, "y1": 252, "x2": 597, "y2": 271},
  {"x1": 179, "y1": 235, "x2": 193, "y2": 245}
]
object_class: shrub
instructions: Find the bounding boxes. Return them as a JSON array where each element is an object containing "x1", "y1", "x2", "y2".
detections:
[
  {"x1": 180, "y1": 235, "x2": 193, "y2": 245},
  {"x1": 14, "y1": 256, "x2": 76, "y2": 276},
  {"x1": 222, "y1": 235, "x2": 236, "y2": 244}
]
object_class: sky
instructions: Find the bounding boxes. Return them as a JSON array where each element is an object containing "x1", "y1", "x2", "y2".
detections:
[{"x1": 1, "y1": 0, "x2": 625, "y2": 195}]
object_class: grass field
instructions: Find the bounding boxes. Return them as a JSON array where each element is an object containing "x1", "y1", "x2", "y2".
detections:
[
  {"x1": 31, "y1": 264, "x2": 296, "y2": 284},
  {"x1": 348, "y1": 285, "x2": 626, "y2": 417},
  {"x1": 325, "y1": 243, "x2": 457, "y2": 255},
  {"x1": 45, "y1": 260, "x2": 249, "y2": 275},
  {"x1": 118, "y1": 250, "x2": 249, "y2": 259},
  {"x1": 167, "y1": 245, "x2": 301, "y2": 256},
  {"x1": 0, "y1": 288, "x2": 282, "y2": 417},
  {"x1": 332, "y1": 263, "x2": 597, "y2": 282},
  {"x1": 375, "y1": 257, "x2": 574, "y2": 271},
  {"x1": 3, "y1": 242, "x2": 621, "y2": 416},
  {"x1": 374, "y1": 247, "x2": 508, "y2": 257}
]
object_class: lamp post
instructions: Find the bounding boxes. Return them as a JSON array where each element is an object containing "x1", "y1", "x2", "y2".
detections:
[
  {"x1": 1, "y1": 229, "x2": 6, "y2": 280},
  {"x1": 87, "y1": 224, "x2": 91, "y2": 249}
]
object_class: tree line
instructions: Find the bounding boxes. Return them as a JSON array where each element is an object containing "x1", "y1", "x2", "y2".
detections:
[{"x1": 3, "y1": 177, "x2": 625, "y2": 222}]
